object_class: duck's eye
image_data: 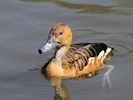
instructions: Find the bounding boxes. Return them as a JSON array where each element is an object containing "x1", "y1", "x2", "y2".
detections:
[
  {"x1": 57, "y1": 41, "x2": 61, "y2": 44},
  {"x1": 60, "y1": 32, "x2": 63, "y2": 35}
]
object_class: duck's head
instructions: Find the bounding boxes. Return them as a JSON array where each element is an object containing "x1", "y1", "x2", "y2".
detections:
[{"x1": 38, "y1": 23, "x2": 72, "y2": 54}]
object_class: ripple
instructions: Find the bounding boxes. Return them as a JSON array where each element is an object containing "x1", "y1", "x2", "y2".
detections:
[
  {"x1": 20, "y1": 0, "x2": 130, "y2": 15},
  {"x1": 109, "y1": 41, "x2": 133, "y2": 57}
]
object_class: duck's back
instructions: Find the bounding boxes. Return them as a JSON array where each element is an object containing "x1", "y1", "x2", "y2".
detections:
[{"x1": 62, "y1": 43, "x2": 112, "y2": 72}]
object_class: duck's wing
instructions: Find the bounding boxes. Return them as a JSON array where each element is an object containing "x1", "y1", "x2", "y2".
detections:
[
  {"x1": 64, "y1": 43, "x2": 90, "y2": 58},
  {"x1": 63, "y1": 43, "x2": 112, "y2": 71}
]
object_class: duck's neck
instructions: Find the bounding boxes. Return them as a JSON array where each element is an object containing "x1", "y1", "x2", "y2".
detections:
[{"x1": 55, "y1": 45, "x2": 69, "y2": 63}]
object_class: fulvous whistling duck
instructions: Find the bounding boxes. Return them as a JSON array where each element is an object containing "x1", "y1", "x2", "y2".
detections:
[{"x1": 38, "y1": 23, "x2": 114, "y2": 87}]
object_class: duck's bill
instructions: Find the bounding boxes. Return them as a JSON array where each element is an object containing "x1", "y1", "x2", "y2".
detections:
[{"x1": 38, "y1": 39, "x2": 56, "y2": 54}]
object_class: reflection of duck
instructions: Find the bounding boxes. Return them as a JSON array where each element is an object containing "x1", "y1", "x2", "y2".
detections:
[
  {"x1": 46, "y1": 77, "x2": 70, "y2": 100},
  {"x1": 39, "y1": 23, "x2": 113, "y2": 86}
]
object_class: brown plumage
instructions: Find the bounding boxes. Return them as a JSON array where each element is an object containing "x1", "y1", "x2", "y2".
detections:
[
  {"x1": 63, "y1": 43, "x2": 108, "y2": 71},
  {"x1": 39, "y1": 23, "x2": 113, "y2": 78}
]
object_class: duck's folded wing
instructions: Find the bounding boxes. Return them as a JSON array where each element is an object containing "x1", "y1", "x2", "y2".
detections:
[{"x1": 64, "y1": 43, "x2": 112, "y2": 71}]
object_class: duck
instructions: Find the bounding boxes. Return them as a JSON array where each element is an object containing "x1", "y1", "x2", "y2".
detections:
[{"x1": 38, "y1": 23, "x2": 113, "y2": 79}]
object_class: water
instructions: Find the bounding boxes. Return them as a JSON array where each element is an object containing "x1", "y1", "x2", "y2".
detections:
[{"x1": 0, "y1": 0, "x2": 133, "y2": 100}]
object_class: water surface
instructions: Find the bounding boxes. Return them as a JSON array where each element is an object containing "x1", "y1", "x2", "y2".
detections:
[{"x1": 0, "y1": 0, "x2": 133, "y2": 100}]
